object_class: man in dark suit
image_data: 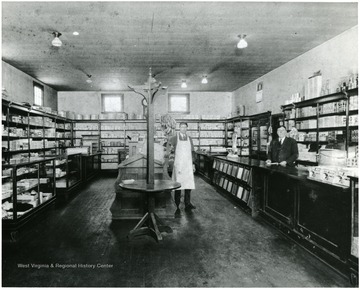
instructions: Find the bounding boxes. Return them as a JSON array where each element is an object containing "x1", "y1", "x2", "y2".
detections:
[{"x1": 266, "y1": 126, "x2": 299, "y2": 167}]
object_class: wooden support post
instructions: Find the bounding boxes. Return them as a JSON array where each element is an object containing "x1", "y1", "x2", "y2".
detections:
[{"x1": 147, "y1": 70, "x2": 155, "y2": 186}]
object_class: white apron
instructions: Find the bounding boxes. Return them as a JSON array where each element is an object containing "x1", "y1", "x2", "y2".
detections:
[{"x1": 172, "y1": 133, "x2": 195, "y2": 190}]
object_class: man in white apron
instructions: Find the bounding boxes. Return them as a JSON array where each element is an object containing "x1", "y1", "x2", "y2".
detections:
[{"x1": 168, "y1": 122, "x2": 196, "y2": 216}]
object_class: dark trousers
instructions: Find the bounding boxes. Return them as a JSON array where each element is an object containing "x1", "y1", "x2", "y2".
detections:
[{"x1": 175, "y1": 189, "x2": 191, "y2": 207}]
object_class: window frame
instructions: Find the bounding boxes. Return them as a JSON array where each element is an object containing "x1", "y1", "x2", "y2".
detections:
[
  {"x1": 33, "y1": 82, "x2": 44, "y2": 107},
  {"x1": 101, "y1": 93, "x2": 124, "y2": 113},
  {"x1": 168, "y1": 93, "x2": 190, "y2": 114}
]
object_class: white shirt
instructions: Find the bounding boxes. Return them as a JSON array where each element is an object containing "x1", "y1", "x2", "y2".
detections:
[{"x1": 280, "y1": 137, "x2": 285, "y2": 145}]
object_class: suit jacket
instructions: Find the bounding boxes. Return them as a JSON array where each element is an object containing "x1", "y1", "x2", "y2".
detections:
[
  {"x1": 267, "y1": 137, "x2": 299, "y2": 166},
  {"x1": 168, "y1": 133, "x2": 195, "y2": 163}
]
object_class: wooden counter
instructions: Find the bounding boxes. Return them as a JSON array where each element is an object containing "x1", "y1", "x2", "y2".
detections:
[{"x1": 212, "y1": 156, "x2": 357, "y2": 285}]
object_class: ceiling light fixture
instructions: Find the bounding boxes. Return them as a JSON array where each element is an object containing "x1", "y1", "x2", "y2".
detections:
[
  {"x1": 86, "y1": 74, "x2": 92, "y2": 83},
  {"x1": 237, "y1": 34, "x2": 248, "y2": 49},
  {"x1": 52, "y1": 32, "x2": 62, "y2": 47},
  {"x1": 181, "y1": 80, "x2": 187, "y2": 88},
  {"x1": 73, "y1": 31, "x2": 79, "y2": 36},
  {"x1": 201, "y1": 75, "x2": 208, "y2": 84}
]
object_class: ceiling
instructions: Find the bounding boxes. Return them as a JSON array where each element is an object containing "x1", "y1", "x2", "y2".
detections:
[{"x1": 2, "y1": 1, "x2": 358, "y2": 92}]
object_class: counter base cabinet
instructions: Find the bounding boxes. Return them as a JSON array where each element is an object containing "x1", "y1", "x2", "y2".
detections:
[
  {"x1": 81, "y1": 153, "x2": 101, "y2": 182},
  {"x1": 297, "y1": 181, "x2": 351, "y2": 259},
  {"x1": 264, "y1": 172, "x2": 296, "y2": 227},
  {"x1": 260, "y1": 171, "x2": 356, "y2": 286},
  {"x1": 195, "y1": 153, "x2": 226, "y2": 183}
]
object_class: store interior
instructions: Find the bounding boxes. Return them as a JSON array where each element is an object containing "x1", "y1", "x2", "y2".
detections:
[{"x1": 1, "y1": 1, "x2": 359, "y2": 288}]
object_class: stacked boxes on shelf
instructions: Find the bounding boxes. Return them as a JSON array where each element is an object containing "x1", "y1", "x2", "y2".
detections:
[
  {"x1": 296, "y1": 119, "x2": 317, "y2": 130},
  {"x1": 318, "y1": 116, "x2": 346, "y2": 128},
  {"x1": 296, "y1": 107, "x2": 317, "y2": 118},
  {"x1": 259, "y1": 126, "x2": 268, "y2": 151},
  {"x1": 318, "y1": 100, "x2": 347, "y2": 115},
  {"x1": 349, "y1": 95, "x2": 358, "y2": 110}
]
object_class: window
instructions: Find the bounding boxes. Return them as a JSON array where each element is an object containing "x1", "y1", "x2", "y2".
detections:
[
  {"x1": 101, "y1": 94, "x2": 124, "y2": 112},
  {"x1": 168, "y1": 93, "x2": 190, "y2": 113},
  {"x1": 33, "y1": 82, "x2": 44, "y2": 106}
]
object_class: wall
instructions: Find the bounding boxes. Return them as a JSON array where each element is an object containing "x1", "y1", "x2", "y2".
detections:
[
  {"x1": 2, "y1": 61, "x2": 58, "y2": 110},
  {"x1": 233, "y1": 26, "x2": 358, "y2": 115},
  {"x1": 57, "y1": 91, "x2": 233, "y2": 117}
]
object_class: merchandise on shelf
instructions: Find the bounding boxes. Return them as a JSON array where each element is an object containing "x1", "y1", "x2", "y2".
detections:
[
  {"x1": 349, "y1": 115, "x2": 358, "y2": 126},
  {"x1": 241, "y1": 120, "x2": 250, "y2": 128},
  {"x1": 227, "y1": 123, "x2": 234, "y2": 130},
  {"x1": 9, "y1": 115, "x2": 28, "y2": 124},
  {"x1": 349, "y1": 95, "x2": 358, "y2": 110},
  {"x1": 9, "y1": 139, "x2": 29, "y2": 151},
  {"x1": 2, "y1": 182, "x2": 13, "y2": 198},
  {"x1": 199, "y1": 131, "x2": 225, "y2": 138},
  {"x1": 101, "y1": 124, "x2": 126, "y2": 130},
  {"x1": 200, "y1": 139, "x2": 224, "y2": 146},
  {"x1": 74, "y1": 123, "x2": 99, "y2": 130},
  {"x1": 318, "y1": 116, "x2": 346, "y2": 128},
  {"x1": 241, "y1": 148, "x2": 249, "y2": 156},
  {"x1": 101, "y1": 132, "x2": 125, "y2": 138},
  {"x1": 8, "y1": 127, "x2": 27, "y2": 137},
  {"x1": 306, "y1": 73, "x2": 322, "y2": 100},
  {"x1": 125, "y1": 123, "x2": 146, "y2": 130},
  {"x1": 351, "y1": 130, "x2": 358, "y2": 142},
  {"x1": 296, "y1": 106, "x2": 317, "y2": 118},
  {"x1": 241, "y1": 129, "x2": 249, "y2": 138},
  {"x1": 346, "y1": 146, "x2": 358, "y2": 167},
  {"x1": 2, "y1": 201, "x2": 13, "y2": 219},
  {"x1": 102, "y1": 140, "x2": 125, "y2": 147},
  {"x1": 199, "y1": 123, "x2": 225, "y2": 130},
  {"x1": 28, "y1": 116, "x2": 44, "y2": 126},
  {"x1": 296, "y1": 119, "x2": 317, "y2": 130}
]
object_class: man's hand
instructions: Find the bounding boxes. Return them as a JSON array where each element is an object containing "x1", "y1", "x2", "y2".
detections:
[
  {"x1": 193, "y1": 164, "x2": 196, "y2": 173},
  {"x1": 279, "y1": 161, "x2": 287, "y2": 167},
  {"x1": 265, "y1": 159, "x2": 271, "y2": 166}
]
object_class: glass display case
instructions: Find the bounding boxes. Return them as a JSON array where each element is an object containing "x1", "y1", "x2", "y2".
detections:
[
  {"x1": 2, "y1": 157, "x2": 57, "y2": 238},
  {"x1": 44, "y1": 153, "x2": 82, "y2": 197},
  {"x1": 81, "y1": 153, "x2": 101, "y2": 181}
]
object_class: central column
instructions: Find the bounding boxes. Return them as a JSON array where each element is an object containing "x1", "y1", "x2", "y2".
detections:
[{"x1": 146, "y1": 70, "x2": 155, "y2": 186}]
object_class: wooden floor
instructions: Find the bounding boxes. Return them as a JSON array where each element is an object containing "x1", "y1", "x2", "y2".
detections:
[{"x1": 2, "y1": 175, "x2": 352, "y2": 287}]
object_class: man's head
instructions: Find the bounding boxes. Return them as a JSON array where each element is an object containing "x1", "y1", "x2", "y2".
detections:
[
  {"x1": 179, "y1": 122, "x2": 188, "y2": 134},
  {"x1": 277, "y1": 126, "x2": 287, "y2": 139}
]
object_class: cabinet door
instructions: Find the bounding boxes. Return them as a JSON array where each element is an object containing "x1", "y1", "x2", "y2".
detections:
[
  {"x1": 296, "y1": 181, "x2": 351, "y2": 258},
  {"x1": 265, "y1": 172, "x2": 296, "y2": 226}
]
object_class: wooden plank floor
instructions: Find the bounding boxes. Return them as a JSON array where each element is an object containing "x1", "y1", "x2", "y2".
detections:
[{"x1": 2, "y1": 175, "x2": 352, "y2": 287}]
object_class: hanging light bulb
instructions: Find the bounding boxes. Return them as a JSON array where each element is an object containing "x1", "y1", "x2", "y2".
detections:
[
  {"x1": 237, "y1": 34, "x2": 248, "y2": 49},
  {"x1": 181, "y1": 80, "x2": 187, "y2": 88},
  {"x1": 52, "y1": 32, "x2": 62, "y2": 47},
  {"x1": 86, "y1": 74, "x2": 92, "y2": 83},
  {"x1": 201, "y1": 75, "x2": 208, "y2": 84}
]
